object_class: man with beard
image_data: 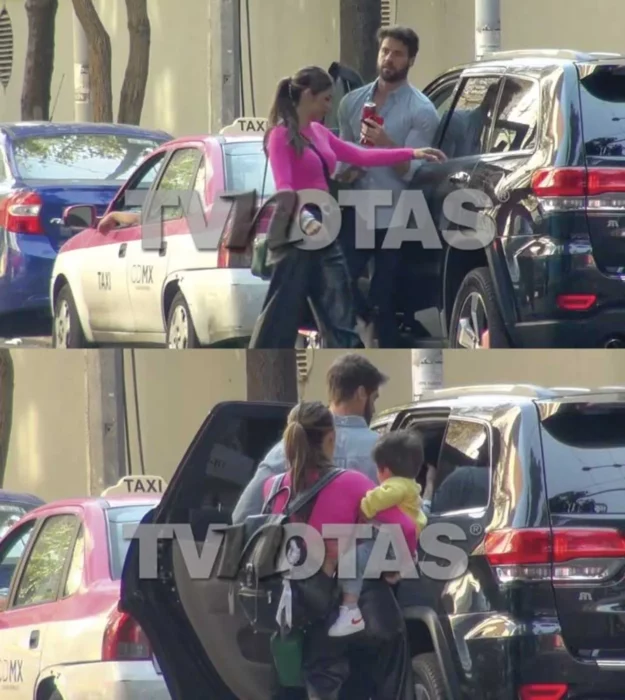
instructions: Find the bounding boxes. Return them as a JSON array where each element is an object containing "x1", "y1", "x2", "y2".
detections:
[
  {"x1": 232, "y1": 353, "x2": 414, "y2": 700},
  {"x1": 232, "y1": 353, "x2": 387, "y2": 523},
  {"x1": 336, "y1": 26, "x2": 440, "y2": 348}
]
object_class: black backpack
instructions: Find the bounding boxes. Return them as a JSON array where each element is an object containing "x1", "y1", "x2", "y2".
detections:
[{"x1": 233, "y1": 468, "x2": 344, "y2": 634}]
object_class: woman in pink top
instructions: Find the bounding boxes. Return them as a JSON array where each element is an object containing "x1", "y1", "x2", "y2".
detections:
[
  {"x1": 263, "y1": 401, "x2": 417, "y2": 638},
  {"x1": 248, "y1": 66, "x2": 445, "y2": 349}
]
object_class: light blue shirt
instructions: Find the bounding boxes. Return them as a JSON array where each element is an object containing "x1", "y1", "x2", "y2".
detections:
[
  {"x1": 337, "y1": 80, "x2": 440, "y2": 230},
  {"x1": 231, "y1": 415, "x2": 379, "y2": 524}
]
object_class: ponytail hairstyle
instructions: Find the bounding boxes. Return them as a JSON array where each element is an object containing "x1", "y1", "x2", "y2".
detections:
[
  {"x1": 283, "y1": 401, "x2": 335, "y2": 494},
  {"x1": 266, "y1": 66, "x2": 334, "y2": 156}
]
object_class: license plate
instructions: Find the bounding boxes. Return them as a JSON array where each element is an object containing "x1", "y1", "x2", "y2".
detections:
[{"x1": 152, "y1": 655, "x2": 162, "y2": 674}]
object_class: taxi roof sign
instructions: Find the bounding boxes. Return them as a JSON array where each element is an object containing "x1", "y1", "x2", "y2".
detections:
[
  {"x1": 219, "y1": 117, "x2": 267, "y2": 136},
  {"x1": 101, "y1": 475, "x2": 167, "y2": 498}
]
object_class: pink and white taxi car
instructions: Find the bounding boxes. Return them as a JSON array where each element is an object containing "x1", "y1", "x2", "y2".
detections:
[{"x1": 0, "y1": 476, "x2": 170, "y2": 700}]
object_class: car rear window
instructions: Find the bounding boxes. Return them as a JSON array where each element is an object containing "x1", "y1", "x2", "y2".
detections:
[
  {"x1": 578, "y1": 65, "x2": 625, "y2": 158},
  {"x1": 0, "y1": 504, "x2": 27, "y2": 539},
  {"x1": 541, "y1": 403, "x2": 625, "y2": 514},
  {"x1": 12, "y1": 134, "x2": 165, "y2": 182},
  {"x1": 223, "y1": 142, "x2": 276, "y2": 195},
  {"x1": 106, "y1": 504, "x2": 155, "y2": 579}
]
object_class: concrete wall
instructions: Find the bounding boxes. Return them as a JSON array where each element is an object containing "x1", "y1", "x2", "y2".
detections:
[
  {"x1": 2, "y1": 0, "x2": 624, "y2": 136},
  {"x1": 1, "y1": 349, "x2": 414, "y2": 501},
  {"x1": 442, "y1": 350, "x2": 625, "y2": 388}
]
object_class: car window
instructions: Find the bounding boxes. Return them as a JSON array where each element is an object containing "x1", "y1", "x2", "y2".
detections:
[
  {"x1": 12, "y1": 514, "x2": 77, "y2": 608},
  {"x1": 193, "y1": 158, "x2": 207, "y2": 204},
  {"x1": 63, "y1": 527, "x2": 85, "y2": 598},
  {"x1": 429, "y1": 80, "x2": 459, "y2": 118},
  {"x1": 0, "y1": 504, "x2": 27, "y2": 539},
  {"x1": 0, "y1": 520, "x2": 36, "y2": 604},
  {"x1": 488, "y1": 77, "x2": 539, "y2": 153},
  {"x1": 223, "y1": 142, "x2": 276, "y2": 196},
  {"x1": 440, "y1": 75, "x2": 502, "y2": 159},
  {"x1": 148, "y1": 147, "x2": 203, "y2": 222},
  {"x1": 12, "y1": 134, "x2": 164, "y2": 182},
  {"x1": 578, "y1": 65, "x2": 625, "y2": 160},
  {"x1": 106, "y1": 505, "x2": 155, "y2": 579},
  {"x1": 541, "y1": 403, "x2": 625, "y2": 514},
  {"x1": 115, "y1": 150, "x2": 167, "y2": 213},
  {"x1": 430, "y1": 419, "x2": 491, "y2": 514}
]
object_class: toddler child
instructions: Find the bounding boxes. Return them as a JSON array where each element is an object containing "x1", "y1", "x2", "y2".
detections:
[{"x1": 328, "y1": 430, "x2": 426, "y2": 637}]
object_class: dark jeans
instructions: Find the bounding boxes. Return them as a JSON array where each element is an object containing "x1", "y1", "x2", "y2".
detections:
[
  {"x1": 249, "y1": 238, "x2": 362, "y2": 349},
  {"x1": 340, "y1": 208, "x2": 402, "y2": 348},
  {"x1": 302, "y1": 580, "x2": 414, "y2": 700}
]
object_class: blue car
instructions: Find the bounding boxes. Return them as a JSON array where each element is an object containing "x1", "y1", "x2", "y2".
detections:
[{"x1": 0, "y1": 121, "x2": 172, "y2": 317}]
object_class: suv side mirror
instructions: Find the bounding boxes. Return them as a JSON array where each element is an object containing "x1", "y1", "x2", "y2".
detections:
[{"x1": 63, "y1": 204, "x2": 97, "y2": 229}]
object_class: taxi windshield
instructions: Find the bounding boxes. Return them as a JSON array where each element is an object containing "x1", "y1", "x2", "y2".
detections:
[{"x1": 106, "y1": 504, "x2": 155, "y2": 579}]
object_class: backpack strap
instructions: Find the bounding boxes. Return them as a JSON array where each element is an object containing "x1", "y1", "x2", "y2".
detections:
[
  {"x1": 261, "y1": 473, "x2": 289, "y2": 515},
  {"x1": 284, "y1": 468, "x2": 344, "y2": 518}
]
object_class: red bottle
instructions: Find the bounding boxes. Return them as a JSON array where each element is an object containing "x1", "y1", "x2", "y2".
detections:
[{"x1": 361, "y1": 102, "x2": 383, "y2": 146}]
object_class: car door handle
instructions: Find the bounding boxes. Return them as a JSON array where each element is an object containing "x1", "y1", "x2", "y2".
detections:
[
  {"x1": 29, "y1": 630, "x2": 39, "y2": 649},
  {"x1": 449, "y1": 172, "x2": 470, "y2": 185},
  {"x1": 119, "y1": 243, "x2": 127, "y2": 258},
  {"x1": 159, "y1": 241, "x2": 167, "y2": 256}
]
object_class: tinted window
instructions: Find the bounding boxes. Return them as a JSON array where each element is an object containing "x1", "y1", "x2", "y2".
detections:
[
  {"x1": 489, "y1": 77, "x2": 539, "y2": 153},
  {"x1": 579, "y1": 66, "x2": 625, "y2": 159},
  {"x1": 12, "y1": 134, "x2": 163, "y2": 181},
  {"x1": 116, "y1": 151, "x2": 167, "y2": 213},
  {"x1": 224, "y1": 143, "x2": 276, "y2": 195},
  {"x1": 542, "y1": 404, "x2": 625, "y2": 514},
  {"x1": 149, "y1": 148, "x2": 203, "y2": 222},
  {"x1": 13, "y1": 515, "x2": 77, "y2": 607},
  {"x1": 107, "y1": 505, "x2": 154, "y2": 579},
  {"x1": 0, "y1": 504, "x2": 27, "y2": 539},
  {"x1": 440, "y1": 76, "x2": 502, "y2": 158},
  {"x1": 63, "y1": 527, "x2": 85, "y2": 597},
  {"x1": 0, "y1": 521, "x2": 36, "y2": 597},
  {"x1": 431, "y1": 419, "x2": 490, "y2": 513}
]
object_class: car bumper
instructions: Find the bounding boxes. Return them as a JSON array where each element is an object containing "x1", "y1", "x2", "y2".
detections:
[
  {"x1": 52, "y1": 659, "x2": 170, "y2": 700},
  {"x1": 448, "y1": 614, "x2": 625, "y2": 699},
  {"x1": 181, "y1": 268, "x2": 268, "y2": 346},
  {"x1": 0, "y1": 232, "x2": 55, "y2": 315},
  {"x1": 511, "y1": 306, "x2": 625, "y2": 348}
]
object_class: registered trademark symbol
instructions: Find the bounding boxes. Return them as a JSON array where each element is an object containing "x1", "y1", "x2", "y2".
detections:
[{"x1": 469, "y1": 523, "x2": 483, "y2": 536}]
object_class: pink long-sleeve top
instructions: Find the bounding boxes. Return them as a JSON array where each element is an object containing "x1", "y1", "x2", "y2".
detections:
[
  {"x1": 263, "y1": 469, "x2": 417, "y2": 562},
  {"x1": 266, "y1": 122, "x2": 415, "y2": 192}
]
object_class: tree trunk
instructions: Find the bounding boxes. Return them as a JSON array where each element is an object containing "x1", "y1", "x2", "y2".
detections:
[
  {"x1": 0, "y1": 350, "x2": 14, "y2": 487},
  {"x1": 117, "y1": 0, "x2": 151, "y2": 124},
  {"x1": 340, "y1": 0, "x2": 381, "y2": 82},
  {"x1": 246, "y1": 351, "x2": 298, "y2": 402},
  {"x1": 71, "y1": 0, "x2": 113, "y2": 122},
  {"x1": 21, "y1": 0, "x2": 59, "y2": 120}
]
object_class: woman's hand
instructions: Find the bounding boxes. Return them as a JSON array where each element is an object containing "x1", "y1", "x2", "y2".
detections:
[{"x1": 413, "y1": 147, "x2": 447, "y2": 163}]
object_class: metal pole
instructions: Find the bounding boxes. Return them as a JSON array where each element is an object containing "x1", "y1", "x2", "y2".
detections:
[
  {"x1": 207, "y1": 0, "x2": 241, "y2": 133},
  {"x1": 72, "y1": 9, "x2": 91, "y2": 121},
  {"x1": 475, "y1": 0, "x2": 501, "y2": 61},
  {"x1": 86, "y1": 349, "x2": 126, "y2": 496}
]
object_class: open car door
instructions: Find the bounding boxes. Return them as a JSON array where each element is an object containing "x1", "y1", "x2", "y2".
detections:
[{"x1": 120, "y1": 400, "x2": 293, "y2": 700}]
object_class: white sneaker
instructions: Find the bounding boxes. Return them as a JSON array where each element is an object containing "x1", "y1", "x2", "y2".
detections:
[{"x1": 328, "y1": 605, "x2": 365, "y2": 637}]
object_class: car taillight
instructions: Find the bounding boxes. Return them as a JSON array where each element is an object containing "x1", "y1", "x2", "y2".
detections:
[
  {"x1": 518, "y1": 684, "x2": 568, "y2": 700},
  {"x1": 556, "y1": 293, "x2": 596, "y2": 311},
  {"x1": 217, "y1": 203, "x2": 273, "y2": 268},
  {"x1": 484, "y1": 527, "x2": 625, "y2": 583},
  {"x1": 531, "y1": 167, "x2": 625, "y2": 211},
  {"x1": 0, "y1": 191, "x2": 43, "y2": 234},
  {"x1": 102, "y1": 606, "x2": 151, "y2": 661}
]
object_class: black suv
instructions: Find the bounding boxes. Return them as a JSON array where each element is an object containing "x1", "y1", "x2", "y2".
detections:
[
  {"x1": 353, "y1": 49, "x2": 625, "y2": 349},
  {"x1": 120, "y1": 385, "x2": 625, "y2": 700}
]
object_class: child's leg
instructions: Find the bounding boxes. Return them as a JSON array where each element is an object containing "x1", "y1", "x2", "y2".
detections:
[{"x1": 329, "y1": 539, "x2": 374, "y2": 637}]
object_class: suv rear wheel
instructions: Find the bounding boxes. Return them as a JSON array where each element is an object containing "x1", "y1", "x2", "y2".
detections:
[
  {"x1": 412, "y1": 653, "x2": 447, "y2": 699},
  {"x1": 449, "y1": 267, "x2": 510, "y2": 348}
]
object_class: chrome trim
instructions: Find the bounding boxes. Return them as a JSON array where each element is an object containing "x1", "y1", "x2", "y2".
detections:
[{"x1": 596, "y1": 659, "x2": 625, "y2": 669}]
